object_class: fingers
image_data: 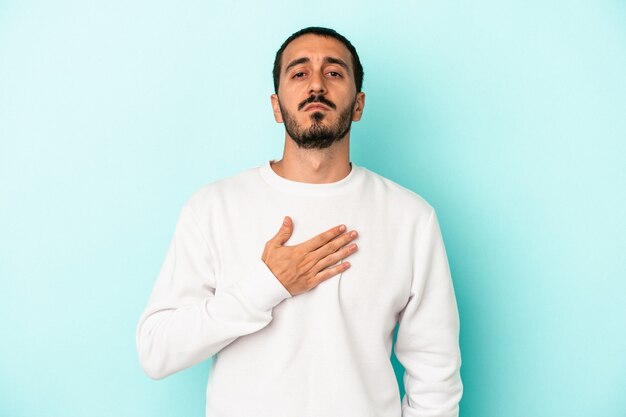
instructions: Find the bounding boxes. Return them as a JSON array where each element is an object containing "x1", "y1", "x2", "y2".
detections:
[
  {"x1": 300, "y1": 224, "x2": 348, "y2": 252},
  {"x1": 313, "y1": 238, "x2": 358, "y2": 271},
  {"x1": 271, "y1": 216, "x2": 293, "y2": 246},
  {"x1": 310, "y1": 229, "x2": 358, "y2": 263},
  {"x1": 314, "y1": 260, "x2": 352, "y2": 285}
]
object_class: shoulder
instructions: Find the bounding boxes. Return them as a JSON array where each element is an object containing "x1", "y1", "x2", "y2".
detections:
[{"x1": 359, "y1": 165, "x2": 435, "y2": 217}]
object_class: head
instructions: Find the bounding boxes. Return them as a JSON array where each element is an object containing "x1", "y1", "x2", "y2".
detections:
[{"x1": 270, "y1": 27, "x2": 366, "y2": 150}]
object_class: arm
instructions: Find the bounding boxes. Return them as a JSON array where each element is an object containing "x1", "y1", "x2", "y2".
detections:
[
  {"x1": 135, "y1": 205, "x2": 292, "y2": 380},
  {"x1": 394, "y1": 209, "x2": 463, "y2": 417}
]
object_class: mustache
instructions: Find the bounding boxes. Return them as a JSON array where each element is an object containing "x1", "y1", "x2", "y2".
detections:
[{"x1": 298, "y1": 95, "x2": 336, "y2": 111}]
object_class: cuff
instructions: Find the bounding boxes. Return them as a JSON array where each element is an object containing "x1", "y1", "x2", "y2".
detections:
[{"x1": 236, "y1": 257, "x2": 293, "y2": 312}]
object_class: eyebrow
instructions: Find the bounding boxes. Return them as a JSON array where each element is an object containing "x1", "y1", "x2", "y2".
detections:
[{"x1": 284, "y1": 56, "x2": 350, "y2": 74}]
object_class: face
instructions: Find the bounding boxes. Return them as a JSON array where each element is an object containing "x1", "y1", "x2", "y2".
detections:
[{"x1": 271, "y1": 34, "x2": 365, "y2": 150}]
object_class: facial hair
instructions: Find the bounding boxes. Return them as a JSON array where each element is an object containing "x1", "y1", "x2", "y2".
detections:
[{"x1": 278, "y1": 95, "x2": 356, "y2": 150}]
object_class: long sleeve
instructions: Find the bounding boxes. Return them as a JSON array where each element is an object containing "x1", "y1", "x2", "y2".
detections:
[
  {"x1": 136, "y1": 204, "x2": 292, "y2": 380},
  {"x1": 393, "y1": 209, "x2": 463, "y2": 417}
]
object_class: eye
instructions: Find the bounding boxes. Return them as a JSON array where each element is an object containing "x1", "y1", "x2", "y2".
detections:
[
  {"x1": 327, "y1": 71, "x2": 342, "y2": 77},
  {"x1": 292, "y1": 72, "x2": 306, "y2": 79}
]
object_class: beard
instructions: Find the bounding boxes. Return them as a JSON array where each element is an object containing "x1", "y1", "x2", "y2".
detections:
[{"x1": 278, "y1": 95, "x2": 356, "y2": 150}]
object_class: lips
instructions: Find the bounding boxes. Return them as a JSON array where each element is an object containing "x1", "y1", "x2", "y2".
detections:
[{"x1": 304, "y1": 103, "x2": 330, "y2": 111}]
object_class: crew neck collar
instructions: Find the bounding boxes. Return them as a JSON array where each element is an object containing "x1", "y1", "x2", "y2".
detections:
[{"x1": 258, "y1": 159, "x2": 363, "y2": 196}]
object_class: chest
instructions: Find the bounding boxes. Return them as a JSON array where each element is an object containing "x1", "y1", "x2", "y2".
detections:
[{"x1": 211, "y1": 200, "x2": 414, "y2": 328}]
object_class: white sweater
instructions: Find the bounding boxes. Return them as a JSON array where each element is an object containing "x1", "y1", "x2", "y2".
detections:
[{"x1": 136, "y1": 160, "x2": 462, "y2": 417}]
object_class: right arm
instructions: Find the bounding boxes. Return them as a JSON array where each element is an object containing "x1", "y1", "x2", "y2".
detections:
[
  {"x1": 136, "y1": 208, "x2": 359, "y2": 380},
  {"x1": 135, "y1": 205, "x2": 292, "y2": 380}
]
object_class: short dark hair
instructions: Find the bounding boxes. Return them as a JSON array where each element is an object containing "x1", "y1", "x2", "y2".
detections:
[{"x1": 272, "y1": 27, "x2": 364, "y2": 94}]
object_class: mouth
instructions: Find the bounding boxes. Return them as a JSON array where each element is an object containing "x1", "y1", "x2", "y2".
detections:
[{"x1": 304, "y1": 103, "x2": 330, "y2": 111}]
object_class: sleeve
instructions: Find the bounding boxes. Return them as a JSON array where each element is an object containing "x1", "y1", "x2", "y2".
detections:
[
  {"x1": 135, "y1": 205, "x2": 292, "y2": 380},
  {"x1": 393, "y1": 209, "x2": 463, "y2": 417}
]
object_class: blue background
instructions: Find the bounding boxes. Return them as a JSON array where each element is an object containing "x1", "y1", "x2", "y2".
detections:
[{"x1": 1, "y1": 1, "x2": 625, "y2": 416}]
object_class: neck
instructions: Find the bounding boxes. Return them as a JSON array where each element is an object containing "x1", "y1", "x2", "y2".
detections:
[{"x1": 270, "y1": 134, "x2": 351, "y2": 184}]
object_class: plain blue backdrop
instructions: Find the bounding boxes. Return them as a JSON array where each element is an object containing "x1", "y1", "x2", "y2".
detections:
[{"x1": 1, "y1": 1, "x2": 625, "y2": 416}]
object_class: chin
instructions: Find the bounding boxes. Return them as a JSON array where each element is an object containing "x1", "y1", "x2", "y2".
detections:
[{"x1": 309, "y1": 112, "x2": 328, "y2": 123}]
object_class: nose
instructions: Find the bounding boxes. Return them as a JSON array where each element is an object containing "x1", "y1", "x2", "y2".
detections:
[{"x1": 308, "y1": 71, "x2": 327, "y2": 95}]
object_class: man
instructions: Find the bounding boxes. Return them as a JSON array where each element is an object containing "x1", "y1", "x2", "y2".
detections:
[{"x1": 136, "y1": 26, "x2": 463, "y2": 417}]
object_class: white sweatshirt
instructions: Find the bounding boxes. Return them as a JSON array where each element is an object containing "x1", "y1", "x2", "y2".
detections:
[{"x1": 136, "y1": 160, "x2": 462, "y2": 417}]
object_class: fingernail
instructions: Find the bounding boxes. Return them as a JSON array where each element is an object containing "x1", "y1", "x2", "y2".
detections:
[{"x1": 340, "y1": 225, "x2": 346, "y2": 232}]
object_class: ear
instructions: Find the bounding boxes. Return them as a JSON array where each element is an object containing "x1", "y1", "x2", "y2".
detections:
[
  {"x1": 270, "y1": 93, "x2": 284, "y2": 123},
  {"x1": 351, "y1": 92, "x2": 366, "y2": 122}
]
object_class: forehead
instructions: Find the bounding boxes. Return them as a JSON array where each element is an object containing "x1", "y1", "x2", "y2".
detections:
[{"x1": 282, "y1": 34, "x2": 352, "y2": 70}]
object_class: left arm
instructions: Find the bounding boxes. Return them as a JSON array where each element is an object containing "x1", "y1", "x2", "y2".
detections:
[{"x1": 394, "y1": 209, "x2": 463, "y2": 417}]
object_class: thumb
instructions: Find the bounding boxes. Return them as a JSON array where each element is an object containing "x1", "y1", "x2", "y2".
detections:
[{"x1": 273, "y1": 216, "x2": 293, "y2": 246}]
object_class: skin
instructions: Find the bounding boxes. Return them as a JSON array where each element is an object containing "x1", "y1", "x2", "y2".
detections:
[{"x1": 262, "y1": 34, "x2": 366, "y2": 296}]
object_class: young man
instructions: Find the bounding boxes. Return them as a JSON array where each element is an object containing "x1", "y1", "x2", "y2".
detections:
[{"x1": 136, "y1": 27, "x2": 463, "y2": 417}]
